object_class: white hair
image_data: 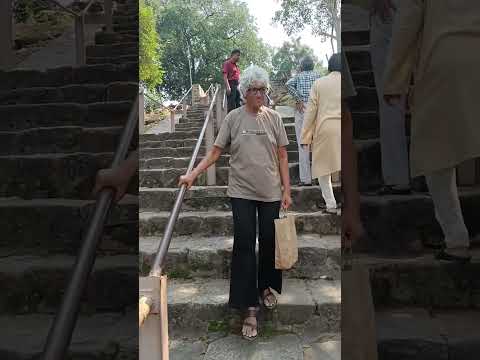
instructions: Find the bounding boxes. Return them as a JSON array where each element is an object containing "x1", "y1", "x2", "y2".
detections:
[{"x1": 239, "y1": 65, "x2": 270, "y2": 95}]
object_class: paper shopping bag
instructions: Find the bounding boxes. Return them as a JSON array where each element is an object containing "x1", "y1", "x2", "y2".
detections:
[
  {"x1": 342, "y1": 247, "x2": 378, "y2": 360},
  {"x1": 274, "y1": 211, "x2": 298, "y2": 270}
]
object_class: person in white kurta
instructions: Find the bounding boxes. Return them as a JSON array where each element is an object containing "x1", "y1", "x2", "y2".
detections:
[
  {"x1": 383, "y1": 0, "x2": 480, "y2": 261},
  {"x1": 301, "y1": 54, "x2": 341, "y2": 212}
]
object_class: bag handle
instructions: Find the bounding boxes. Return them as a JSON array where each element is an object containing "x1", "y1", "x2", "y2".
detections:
[{"x1": 279, "y1": 207, "x2": 289, "y2": 219}]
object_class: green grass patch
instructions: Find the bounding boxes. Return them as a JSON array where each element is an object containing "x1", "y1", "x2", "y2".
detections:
[{"x1": 207, "y1": 320, "x2": 230, "y2": 333}]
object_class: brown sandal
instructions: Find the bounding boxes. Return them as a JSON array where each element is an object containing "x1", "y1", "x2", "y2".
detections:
[
  {"x1": 261, "y1": 288, "x2": 278, "y2": 310},
  {"x1": 242, "y1": 308, "x2": 258, "y2": 341}
]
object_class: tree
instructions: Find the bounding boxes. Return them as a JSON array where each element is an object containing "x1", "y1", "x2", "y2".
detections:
[
  {"x1": 273, "y1": 0, "x2": 341, "y2": 53},
  {"x1": 271, "y1": 38, "x2": 319, "y2": 81},
  {"x1": 157, "y1": 0, "x2": 272, "y2": 99},
  {"x1": 140, "y1": 0, "x2": 164, "y2": 91}
]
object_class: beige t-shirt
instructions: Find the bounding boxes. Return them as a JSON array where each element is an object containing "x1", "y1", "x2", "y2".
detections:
[{"x1": 214, "y1": 106, "x2": 290, "y2": 202}]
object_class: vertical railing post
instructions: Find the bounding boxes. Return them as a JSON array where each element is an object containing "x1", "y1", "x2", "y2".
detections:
[
  {"x1": 139, "y1": 90, "x2": 145, "y2": 135},
  {"x1": 0, "y1": 0, "x2": 14, "y2": 69},
  {"x1": 206, "y1": 108, "x2": 216, "y2": 185},
  {"x1": 139, "y1": 276, "x2": 169, "y2": 360},
  {"x1": 170, "y1": 110, "x2": 175, "y2": 133},
  {"x1": 182, "y1": 98, "x2": 187, "y2": 119},
  {"x1": 216, "y1": 85, "x2": 223, "y2": 129},
  {"x1": 104, "y1": 0, "x2": 113, "y2": 33},
  {"x1": 74, "y1": 15, "x2": 86, "y2": 65}
]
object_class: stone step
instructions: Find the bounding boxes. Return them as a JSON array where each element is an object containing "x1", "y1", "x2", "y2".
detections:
[
  {"x1": 94, "y1": 31, "x2": 138, "y2": 45},
  {"x1": 0, "y1": 82, "x2": 137, "y2": 105},
  {"x1": 356, "y1": 138, "x2": 382, "y2": 191},
  {"x1": 139, "y1": 210, "x2": 340, "y2": 237},
  {"x1": 0, "y1": 311, "x2": 136, "y2": 359},
  {"x1": 0, "y1": 254, "x2": 136, "y2": 315},
  {"x1": 140, "y1": 277, "x2": 340, "y2": 334},
  {"x1": 87, "y1": 55, "x2": 138, "y2": 65},
  {"x1": 0, "y1": 126, "x2": 122, "y2": 155},
  {"x1": 351, "y1": 70, "x2": 375, "y2": 88},
  {"x1": 0, "y1": 197, "x2": 138, "y2": 253},
  {"x1": 345, "y1": 49, "x2": 372, "y2": 73},
  {"x1": 171, "y1": 334, "x2": 340, "y2": 359},
  {"x1": 348, "y1": 86, "x2": 378, "y2": 112},
  {"x1": 352, "y1": 111, "x2": 379, "y2": 140},
  {"x1": 140, "y1": 143, "x2": 300, "y2": 158},
  {"x1": 376, "y1": 307, "x2": 480, "y2": 359},
  {"x1": 139, "y1": 163, "x2": 301, "y2": 187},
  {"x1": 86, "y1": 42, "x2": 138, "y2": 58},
  {"x1": 363, "y1": 250, "x2": 480, "y2": 308},
  {"x1": 140, "y1": 141, "x2": 300, "y2": 152},
  {"x1": 139, "y1": 185, "x2": 341, "y2": 212},
  {"x1": 140, "y1": 234, "x2": 340, "y2": 280},
  {"x1": 140, "y1": 152, "x2": 301, "y2": 168},
  {"x1": 342, "y1": 30, "x2": 370, "y2": 46},
  {"x1": 0, "y1": 63, "x2": 137, "y2": 91},
  {"x1": 357, "y1": 188, "x2": 480, "y2": 255},
  {"x1": 0, "y1": 101, "x2": 133, "y2": 131},
  {"x1": 0, "y1": 152, "x2": 138, "y2": 199}
]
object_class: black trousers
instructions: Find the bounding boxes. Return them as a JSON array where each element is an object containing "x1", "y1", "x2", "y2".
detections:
[
  {"x1": 227, "y1": 80, "x2": 241, "y2": 113},
  {"x1": 229, "y1": 197, "x2": 282, "y2": 309}
]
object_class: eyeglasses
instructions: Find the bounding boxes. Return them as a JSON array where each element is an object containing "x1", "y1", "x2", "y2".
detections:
[{"x1": 247, "y1": 87, "x2": 267, "y2": 95}]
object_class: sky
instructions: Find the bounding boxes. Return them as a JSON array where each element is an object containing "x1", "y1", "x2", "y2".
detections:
[{"x1": 242, "y1": 0, "x2": 335, "y2": 65}]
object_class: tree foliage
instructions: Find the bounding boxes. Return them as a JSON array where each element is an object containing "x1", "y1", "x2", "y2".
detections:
[
  {"x1": 157, "y1": 0, "x2": 272, "y2": 99},
  {"x1": 140, "y1": 0, "x2": 164, "y2": 90},
  {"x1": 271, "y1": 38, "x2": 319, "y2": 81},
  {"x1": 273, "y1": 0, "x2": 341, "y2": 52}
]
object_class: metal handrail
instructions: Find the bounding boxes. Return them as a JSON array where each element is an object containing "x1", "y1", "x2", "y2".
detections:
[
  {"x1": 172, "y1": 86, "x2": 192, "y2": 112},
  {"x1": 39, "y1": 0, "x2": 113, "y2": 65},
  {"x1": 143, "y1": 90, "x2": 169, "y2": 111},
  {"x1": 149, "y1": 85, "x2": 220, "y2": 276},
  {"x1": 42, "y1": 95, "x2": 139, "y2": 360}
]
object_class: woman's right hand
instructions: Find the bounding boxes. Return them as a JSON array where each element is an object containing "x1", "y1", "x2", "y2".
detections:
[{"x1": 178, "y1": 172, "x2": 196, "y2": 189}]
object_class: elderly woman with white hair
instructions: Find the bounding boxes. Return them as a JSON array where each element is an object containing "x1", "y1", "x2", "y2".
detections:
[{"x1": 179, "y1": 65, "x2": 292, "y2": 340}]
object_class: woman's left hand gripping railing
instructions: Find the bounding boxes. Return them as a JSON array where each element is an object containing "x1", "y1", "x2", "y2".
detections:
[{"x1": 41, "y1": 95, "x2": 139, "y2": 360}]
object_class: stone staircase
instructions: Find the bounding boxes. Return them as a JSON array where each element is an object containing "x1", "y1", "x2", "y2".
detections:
[
  {"x1": 344, "y1": 28, "x2": 480, "y2": 359},
  {"x1": 139, "y1": 105, "x2": 342, "y2": 358},
  {"x1": 0, "y1": 0, "x2": 139, "y2": 358}
]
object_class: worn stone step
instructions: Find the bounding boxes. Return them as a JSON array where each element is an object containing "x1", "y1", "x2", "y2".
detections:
[
  {"x1": 348, "y1": 86, "x2": 378, "y2": 112},
  {"x1": 140, "y1": 277, "x2": 340, "y2": 334},
  {"x1": 0, "y1": 126, "x2": 122, "y2": 155},
  {"x1": 362, "y1": 250, "x2": 480, "y2": 308},
  {"x1": 0, "y1": 311, "x2": 136, "y2": 359},
  {"x1": 0, "y1": 82, "x2": 137, "y2": 105},
  {"x1": 376, "y1": 307, "x2": 480, "y2": 359},
  {"x1": 345, "y1": 49, "x2": 372, "y2": 73},
  {"x1": 139, "y1": 210, "x2": 340, "y2": 237},
  {"x1": 352, "y1": 111, "x2": 379, "y2": 140},
  {"x1": 139, "y1": 185, "x2": 341, "y2": 212},
  {"x1": 351, "y1": 70, "x2": 375, "y2": 88},
  {"x1": 357, "y1": 188, "x2": 480, "y2": 255},
  {"x1": 139, "y1": 163, "x2": 301, "y2": 187},
  {"x1": 140, "y1": 151, "x2": 300, "y2": 168},
  {"x1": 0, "y1": 254, "x2": 136, "y2": 315},
  {"x1": 0, "y1": 197, "x2": 138, "y2": 253},
  {"x1": 0, "y1": 63, "x2": 137, "y2": 91},
  {"x1": 140, "y1": 141, "x2": 299, "y2": 152},
  {"x1": 342, "y1": 30, "x2": 370, "y2": 46},
  {"x1": 94, "y1": 31, "x2": 138, "y2": 45},
  {"x1": 87, "y1": 55, "x2": 139, "y2": 65},
  {"x1": 356, "y1": 138, "x2": 383, "y2": 191},
  {"x1": 86, "y1": 42, "x2": 138, "y2": 58},
  {"x1": 140, "y1": 234, "x2": 340, "y2": 280},
  {"x1": 0, "y1": 101, "x2": 133, "y2": 131},
  {"x1": 0, "y1": 152, "x2": 138, "y2": 199}
]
